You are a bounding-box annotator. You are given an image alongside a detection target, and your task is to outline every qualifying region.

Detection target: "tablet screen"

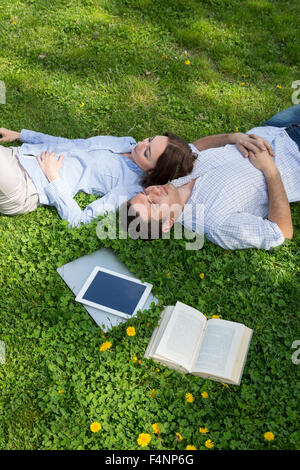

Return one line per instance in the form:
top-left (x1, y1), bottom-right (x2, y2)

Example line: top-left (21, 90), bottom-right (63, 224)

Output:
top-left (81, 270), bottom-right (148, 316)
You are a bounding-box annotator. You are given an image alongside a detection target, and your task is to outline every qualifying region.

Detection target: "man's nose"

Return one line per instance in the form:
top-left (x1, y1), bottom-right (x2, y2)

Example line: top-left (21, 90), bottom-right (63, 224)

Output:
top-left (150, 186), bottom-right (162, 196)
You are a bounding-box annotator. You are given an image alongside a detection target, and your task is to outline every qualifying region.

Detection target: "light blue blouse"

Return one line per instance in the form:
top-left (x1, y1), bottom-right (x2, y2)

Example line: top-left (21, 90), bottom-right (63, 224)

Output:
top-left (17, 130), bottom-right (143, 227)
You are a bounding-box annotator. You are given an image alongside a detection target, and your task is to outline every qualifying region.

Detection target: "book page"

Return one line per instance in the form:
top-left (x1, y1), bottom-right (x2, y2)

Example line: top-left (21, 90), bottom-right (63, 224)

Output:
top-left (154, 301), bottom-right (207, 372)
top-left (192, 319), bottom-right (245, 379)
top-left (144, 306), bottom-right (174, 359)
top-left (230, 327), bottom-right (253, 385)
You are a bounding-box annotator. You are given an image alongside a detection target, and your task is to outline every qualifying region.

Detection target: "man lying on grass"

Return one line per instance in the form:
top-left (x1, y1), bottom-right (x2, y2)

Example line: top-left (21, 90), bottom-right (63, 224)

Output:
top-left (124, 105), bottom-right (300, 250)
top-left (0, 125), bottom-right (270, 227)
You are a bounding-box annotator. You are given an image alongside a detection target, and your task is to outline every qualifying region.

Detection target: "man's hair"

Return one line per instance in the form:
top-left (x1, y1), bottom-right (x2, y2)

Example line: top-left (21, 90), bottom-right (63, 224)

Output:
top-left (140, 132), bottom-right (197, 188)
top-left (120, 201), bottom-right (164, 241)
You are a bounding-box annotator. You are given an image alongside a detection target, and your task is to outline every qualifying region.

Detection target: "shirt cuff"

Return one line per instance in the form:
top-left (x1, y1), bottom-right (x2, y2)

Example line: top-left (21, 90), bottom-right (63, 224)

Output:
top-left (44, 176), bottom-right (71, 202)
top-left (267, 221), bottom-right (285, 249)
top-left (20, 129), bottom-right (35, 143)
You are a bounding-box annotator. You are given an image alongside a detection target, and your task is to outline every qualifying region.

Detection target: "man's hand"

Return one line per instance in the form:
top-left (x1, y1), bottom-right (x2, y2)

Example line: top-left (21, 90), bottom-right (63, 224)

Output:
top-left (37, 151), bottom-right (64, 182)
top-left (232, 132), bottom-right (274, 158)
top-left (0, 128), bottom-right (21, 143)
top-left (247, 146), bottom-right (277, 177)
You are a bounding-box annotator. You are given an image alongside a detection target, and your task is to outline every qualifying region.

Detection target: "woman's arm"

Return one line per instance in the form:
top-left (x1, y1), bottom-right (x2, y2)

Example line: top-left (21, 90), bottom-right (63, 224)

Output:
top-left (0, 128), bottom-right (20, 142)
top-left (0, 127), bottom-right (136, 154)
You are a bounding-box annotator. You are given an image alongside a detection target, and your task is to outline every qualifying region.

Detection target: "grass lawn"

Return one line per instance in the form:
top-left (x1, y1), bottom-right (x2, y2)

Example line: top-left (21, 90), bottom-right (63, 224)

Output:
top-left (0, 0), bottom-right (299, 450)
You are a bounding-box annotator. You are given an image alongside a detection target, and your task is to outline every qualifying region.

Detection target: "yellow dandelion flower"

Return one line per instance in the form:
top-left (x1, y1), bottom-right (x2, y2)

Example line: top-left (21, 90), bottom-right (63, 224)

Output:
top-left (243, 74), bottom-right (247, 78)
top-left (149, 389), bottom-right (157, 398)
top-left (126, 326), bottom-right (136, 336)
top-left (186, 445), bottom-right (197, 450)
top-left (241, 82), bottom-right (246, 86)
top-left (199, 427), bottom-right (209, 434)
top-left (58, 390), bottom-right (64, 394)
top-left (156, 368), bottom-right (160, 372)
top-left (90, 422), bottom-right (101, 433)
top-left (221, 382), bottom-right (229, 388)
top-left (80, 102), bottom-right (85, 107)
top-left (176, 432), bottom-right (183, 441)
top-left (137, 433), bottom-right (151, 447)
top-left (132, 356), bottom-right (138, 363)
top-left (152, 423), bottom-right (161, 434)
top-left (12, 21), bottom-right (17, 25)
top-left (264, 432), bottom-right (275, 441)
top-left (205, 439), bottom-right (214, 449)
top-left (276, 85), bottom-right (282, 89)
top-left (201, 391), bottom-right (208, 399)
top-left (185, 60), bottom-right (191, 65)
top-left (200, 273), bottom-right (205, 279)
top-left (162, 54), bottom-right (168, 59)
top-left (186, 393), bottom-right (195, 403)
top-left (99, 341), bottom-right (112, 352)
top-left (235, 127), bottom-right (239, 132)
top-left (212, 315), bottom-right (220, 319)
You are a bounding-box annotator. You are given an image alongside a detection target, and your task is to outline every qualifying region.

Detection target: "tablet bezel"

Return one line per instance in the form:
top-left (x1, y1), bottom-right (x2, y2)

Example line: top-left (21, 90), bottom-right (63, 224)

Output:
top-left (75, 266), bottom-right (153, 319)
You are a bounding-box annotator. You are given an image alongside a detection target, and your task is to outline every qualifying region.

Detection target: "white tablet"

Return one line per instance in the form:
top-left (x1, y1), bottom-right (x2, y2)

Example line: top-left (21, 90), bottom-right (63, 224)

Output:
top-left (75, 266), bottom-right (153, 319)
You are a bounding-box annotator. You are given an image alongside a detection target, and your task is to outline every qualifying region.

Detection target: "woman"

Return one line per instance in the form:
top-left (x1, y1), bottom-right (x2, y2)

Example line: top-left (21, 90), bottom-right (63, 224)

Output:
top-left (0, 127), bottom-right (196, 227)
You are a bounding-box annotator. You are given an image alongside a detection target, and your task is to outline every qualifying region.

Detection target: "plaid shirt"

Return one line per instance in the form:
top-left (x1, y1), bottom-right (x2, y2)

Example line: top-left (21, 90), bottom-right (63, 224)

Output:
top-left (172, 126), bottom-right (300, 250)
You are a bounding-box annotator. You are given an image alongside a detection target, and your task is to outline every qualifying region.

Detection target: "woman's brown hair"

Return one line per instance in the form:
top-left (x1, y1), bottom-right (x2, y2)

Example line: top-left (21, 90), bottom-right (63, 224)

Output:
top-left (140, 132), bottom-right (197, 188)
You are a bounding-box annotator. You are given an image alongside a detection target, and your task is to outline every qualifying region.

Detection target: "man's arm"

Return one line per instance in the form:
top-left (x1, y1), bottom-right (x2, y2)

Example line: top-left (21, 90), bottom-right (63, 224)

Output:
top-left (192, 132), bottom-right (274, 157)
top-left (248, 149), bottom-right (293, 239)
top-left (192, 133), bottom-right (235, 150)
top-left (261, 167), bottom-right (293, 239)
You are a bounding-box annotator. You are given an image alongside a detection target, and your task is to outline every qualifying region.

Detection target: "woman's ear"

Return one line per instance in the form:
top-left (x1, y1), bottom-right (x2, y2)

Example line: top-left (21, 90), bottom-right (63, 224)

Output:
top-left (162, 217), bottom-right (175, 233)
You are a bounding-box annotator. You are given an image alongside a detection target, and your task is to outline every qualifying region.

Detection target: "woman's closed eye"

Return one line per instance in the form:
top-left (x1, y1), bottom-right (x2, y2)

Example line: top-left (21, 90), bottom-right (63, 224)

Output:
top-left (144, 137), bottom-right (154, 158)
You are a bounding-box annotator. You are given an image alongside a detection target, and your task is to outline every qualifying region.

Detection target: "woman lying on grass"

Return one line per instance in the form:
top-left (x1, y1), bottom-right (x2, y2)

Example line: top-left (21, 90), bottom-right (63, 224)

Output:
top-left (0, 128), bottom-right (195, 226)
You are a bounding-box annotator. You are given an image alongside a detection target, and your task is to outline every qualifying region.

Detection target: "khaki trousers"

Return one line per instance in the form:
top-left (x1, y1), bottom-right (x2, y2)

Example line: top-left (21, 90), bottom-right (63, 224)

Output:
top-left (0, 145), bottom-right (39, 215)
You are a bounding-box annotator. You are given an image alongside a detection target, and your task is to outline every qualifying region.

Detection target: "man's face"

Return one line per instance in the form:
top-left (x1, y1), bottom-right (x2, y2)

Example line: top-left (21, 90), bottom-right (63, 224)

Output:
top-left (130, 184), bottom-right (183, 233)
top-left (131, 136), bottom-right (168, 171)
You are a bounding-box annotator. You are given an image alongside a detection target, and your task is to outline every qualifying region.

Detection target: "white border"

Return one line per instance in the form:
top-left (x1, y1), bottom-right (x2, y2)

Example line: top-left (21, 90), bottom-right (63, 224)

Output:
top-left (75, 266), bottom-right (153, 319)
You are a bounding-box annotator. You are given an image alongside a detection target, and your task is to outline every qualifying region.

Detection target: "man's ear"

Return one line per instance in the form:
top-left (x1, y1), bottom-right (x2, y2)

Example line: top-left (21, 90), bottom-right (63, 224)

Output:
top-left (162, 217), bottom-right (175, 233)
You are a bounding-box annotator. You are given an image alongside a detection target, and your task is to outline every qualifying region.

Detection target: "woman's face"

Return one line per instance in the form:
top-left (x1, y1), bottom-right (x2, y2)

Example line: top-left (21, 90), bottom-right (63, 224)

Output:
top-left (131, 136), bottom-right (168, 171)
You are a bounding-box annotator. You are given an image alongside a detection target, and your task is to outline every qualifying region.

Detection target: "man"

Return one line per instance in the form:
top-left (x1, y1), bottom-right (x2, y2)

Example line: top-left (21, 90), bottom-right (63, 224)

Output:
top-left (125, 105), bottom-right (300, 250)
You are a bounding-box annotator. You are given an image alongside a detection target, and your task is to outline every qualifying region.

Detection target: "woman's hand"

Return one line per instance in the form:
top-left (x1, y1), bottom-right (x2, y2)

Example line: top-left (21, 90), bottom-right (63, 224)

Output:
top-left (0, 128), bottom-right (21, 142)
top-left (37, 151), bottom-right (64, 182)
top-left (232, 132), bottom-right (275, 158)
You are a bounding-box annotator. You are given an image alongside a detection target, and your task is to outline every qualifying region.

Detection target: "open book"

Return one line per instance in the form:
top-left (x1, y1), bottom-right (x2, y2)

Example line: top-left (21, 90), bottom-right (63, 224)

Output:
top-left (144, 302), bottom-right (253, 385)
